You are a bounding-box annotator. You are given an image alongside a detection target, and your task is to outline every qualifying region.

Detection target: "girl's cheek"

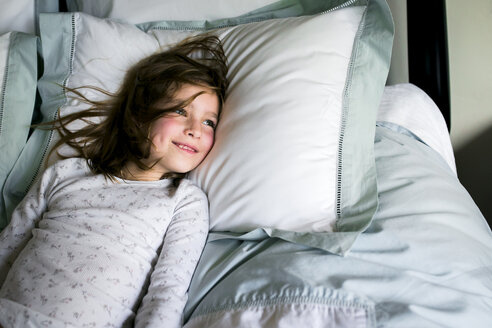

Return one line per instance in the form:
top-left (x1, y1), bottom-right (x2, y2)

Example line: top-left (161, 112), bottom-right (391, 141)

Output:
top-left (153, 117), bottom-right (180, 135)
top-left (160, 117), bottom-right (180, 129)
top-left (149, 118), bottom-right (178, 147)
top-left (204, 130), bottom-right (216, 151)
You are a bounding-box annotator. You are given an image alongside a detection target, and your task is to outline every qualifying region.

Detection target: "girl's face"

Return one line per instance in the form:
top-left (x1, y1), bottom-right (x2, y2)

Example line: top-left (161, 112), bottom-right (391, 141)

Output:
top-left (146, 84), bottom-right (219, 179)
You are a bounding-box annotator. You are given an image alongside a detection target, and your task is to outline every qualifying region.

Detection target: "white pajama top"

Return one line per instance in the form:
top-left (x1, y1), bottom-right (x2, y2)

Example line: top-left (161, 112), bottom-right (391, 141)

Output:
top-left (0, 158), bottom-right (209, 328)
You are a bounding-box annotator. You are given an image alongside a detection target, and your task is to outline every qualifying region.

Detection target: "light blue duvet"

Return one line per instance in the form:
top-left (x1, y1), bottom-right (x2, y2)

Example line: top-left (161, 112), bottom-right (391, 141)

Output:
top-left (183, 125), bottom-right (492, 327)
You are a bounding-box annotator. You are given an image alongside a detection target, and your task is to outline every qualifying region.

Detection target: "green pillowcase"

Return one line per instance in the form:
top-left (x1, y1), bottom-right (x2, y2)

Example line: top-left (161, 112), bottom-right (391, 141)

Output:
top-left (0, 32), bottom-right (37, 229)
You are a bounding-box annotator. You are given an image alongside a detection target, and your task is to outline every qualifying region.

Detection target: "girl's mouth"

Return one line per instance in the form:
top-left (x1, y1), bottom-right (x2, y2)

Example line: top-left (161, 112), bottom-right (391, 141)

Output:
top-left (173, 141), bottom-right (198, 153)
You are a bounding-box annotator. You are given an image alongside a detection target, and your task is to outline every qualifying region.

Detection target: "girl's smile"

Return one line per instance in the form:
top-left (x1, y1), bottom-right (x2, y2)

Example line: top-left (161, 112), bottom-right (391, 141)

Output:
top-left (172, 141), bottom-right (198, 153)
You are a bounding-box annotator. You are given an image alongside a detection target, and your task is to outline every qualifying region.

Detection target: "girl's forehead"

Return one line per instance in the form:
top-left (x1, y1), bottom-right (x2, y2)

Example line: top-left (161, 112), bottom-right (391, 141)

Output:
top-left (154, 84), bottom-right (219, 110)
top-left (174, 84), bottom-right (216, 100)
top-left (175, 84), bottom-right (220, 114)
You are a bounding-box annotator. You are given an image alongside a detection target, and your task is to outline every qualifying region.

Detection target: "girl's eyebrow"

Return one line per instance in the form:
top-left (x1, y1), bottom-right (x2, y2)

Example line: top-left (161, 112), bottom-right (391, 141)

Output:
top-left (208, 112), bottom-right (218, 119)
top-left (187, 102), bottom-right (218, 119)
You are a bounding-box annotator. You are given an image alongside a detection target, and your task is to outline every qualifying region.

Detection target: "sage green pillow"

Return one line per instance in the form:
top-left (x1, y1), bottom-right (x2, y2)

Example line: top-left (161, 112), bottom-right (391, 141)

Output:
top-left (0, 32), bottom-right (37, 229)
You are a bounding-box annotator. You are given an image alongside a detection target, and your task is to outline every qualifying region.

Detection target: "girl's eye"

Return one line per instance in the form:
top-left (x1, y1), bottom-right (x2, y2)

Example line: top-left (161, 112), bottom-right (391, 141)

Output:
top-left (203, 120), bottom-right (216, 129)
top-left (174, 108), bottom-right (186, 116)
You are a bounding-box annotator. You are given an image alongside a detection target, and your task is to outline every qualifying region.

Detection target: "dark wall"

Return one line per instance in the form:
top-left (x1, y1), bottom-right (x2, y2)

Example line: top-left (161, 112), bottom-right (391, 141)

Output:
top-left (455, 126), bottom-right (492, 227)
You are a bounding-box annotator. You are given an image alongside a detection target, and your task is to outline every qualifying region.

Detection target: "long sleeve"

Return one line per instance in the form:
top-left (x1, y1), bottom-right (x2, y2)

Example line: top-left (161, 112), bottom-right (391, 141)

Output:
top-left (135, 182), bottom-right (209, 328)
top-left (0, 170), bottom-right (51, 286)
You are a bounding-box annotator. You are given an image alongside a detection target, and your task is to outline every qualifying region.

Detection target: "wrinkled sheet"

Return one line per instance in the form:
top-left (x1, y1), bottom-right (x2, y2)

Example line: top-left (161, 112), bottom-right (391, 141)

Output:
top-left (183, 126), bottom-right (492, 327)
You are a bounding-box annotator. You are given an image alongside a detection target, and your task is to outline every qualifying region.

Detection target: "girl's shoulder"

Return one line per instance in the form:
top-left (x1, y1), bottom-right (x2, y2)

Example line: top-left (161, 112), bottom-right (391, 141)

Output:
top-left (48, 157), bottom-right (90, 174)
top-left (172, 178), bottom-right (209, 213)
top-left (29, 158), bottom-right (94, 195)
top-left (175, 178), bottom-right (207, 199)
top-left (42, 158), bottom-right (92, 182)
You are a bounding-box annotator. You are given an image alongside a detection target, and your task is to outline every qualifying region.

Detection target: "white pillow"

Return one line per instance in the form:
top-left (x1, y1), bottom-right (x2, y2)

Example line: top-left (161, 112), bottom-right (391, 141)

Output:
top-left (378, 83), bottom-right (456, 174)
top-left (191, 10), bottom-right (364, 233)
top-left (7, 0), bottom-right (393, 254)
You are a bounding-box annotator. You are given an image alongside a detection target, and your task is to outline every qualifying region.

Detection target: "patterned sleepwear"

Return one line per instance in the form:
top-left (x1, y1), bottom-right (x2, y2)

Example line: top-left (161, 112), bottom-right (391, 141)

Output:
top-left (0, 158), bottom-right (209, 327)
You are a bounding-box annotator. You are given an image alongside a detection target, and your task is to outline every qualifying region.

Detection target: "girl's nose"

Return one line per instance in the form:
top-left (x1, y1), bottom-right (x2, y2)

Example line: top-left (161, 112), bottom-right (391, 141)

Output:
top-left (185, 119), bottom-right (201, 138)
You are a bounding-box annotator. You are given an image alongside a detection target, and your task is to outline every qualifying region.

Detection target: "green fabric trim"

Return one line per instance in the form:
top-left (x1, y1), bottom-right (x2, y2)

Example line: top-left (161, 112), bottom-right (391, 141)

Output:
top-left (208, 228), bottom-right (360, 255)
top-left (336, 0), bottom-right (393, 233)
top-left (138, 0), bottom-right (366, 31)
top-left (0, 32), bottom-right (37, 229)
top-left (2, 14), bottom-right (74, 226)
top-left (35, 0), bottom-right (60, 35)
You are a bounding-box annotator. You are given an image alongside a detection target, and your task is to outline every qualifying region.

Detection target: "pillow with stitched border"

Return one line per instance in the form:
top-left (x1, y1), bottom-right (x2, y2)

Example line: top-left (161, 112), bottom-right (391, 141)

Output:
top-left (65, 0), bottom-right (279, 23)
top-left (4, 0), bottom-right (393, 255)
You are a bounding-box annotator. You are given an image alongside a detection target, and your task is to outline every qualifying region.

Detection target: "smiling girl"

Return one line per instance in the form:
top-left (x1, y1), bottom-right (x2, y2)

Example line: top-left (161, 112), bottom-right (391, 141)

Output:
top-left (0, 35), bottom-right (228, 328)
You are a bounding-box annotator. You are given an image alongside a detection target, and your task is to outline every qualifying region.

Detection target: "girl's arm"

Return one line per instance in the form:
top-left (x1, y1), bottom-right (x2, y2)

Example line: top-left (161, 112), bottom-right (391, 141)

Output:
top-left (135, 183), bottom-right (209, 328)
top-left (0, 166), bottom-right (54, 286)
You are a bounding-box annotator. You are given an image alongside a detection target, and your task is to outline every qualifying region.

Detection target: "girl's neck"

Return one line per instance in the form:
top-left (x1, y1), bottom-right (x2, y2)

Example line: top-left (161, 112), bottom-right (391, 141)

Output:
top-left (120, 161), bottom-right (167, 181)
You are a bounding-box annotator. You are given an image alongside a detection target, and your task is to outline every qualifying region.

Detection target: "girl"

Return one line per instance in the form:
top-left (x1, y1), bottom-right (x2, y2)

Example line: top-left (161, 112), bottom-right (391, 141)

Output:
top-left (0, 35), bottom-right (228, 327)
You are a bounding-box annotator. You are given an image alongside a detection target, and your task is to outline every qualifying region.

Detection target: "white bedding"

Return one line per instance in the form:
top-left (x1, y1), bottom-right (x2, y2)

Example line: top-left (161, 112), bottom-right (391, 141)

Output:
top-left (377, 83), bottom-right (456, 174)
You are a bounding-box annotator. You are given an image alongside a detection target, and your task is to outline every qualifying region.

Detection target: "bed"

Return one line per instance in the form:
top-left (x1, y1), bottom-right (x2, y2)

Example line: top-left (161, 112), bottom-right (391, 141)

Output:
top-left (0, 0), bottom-right (491, 327)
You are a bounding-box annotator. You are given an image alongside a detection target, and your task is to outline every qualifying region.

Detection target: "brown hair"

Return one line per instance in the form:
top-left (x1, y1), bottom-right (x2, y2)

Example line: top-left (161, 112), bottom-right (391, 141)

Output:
top-left (45, 34), bottom-right (228, 182)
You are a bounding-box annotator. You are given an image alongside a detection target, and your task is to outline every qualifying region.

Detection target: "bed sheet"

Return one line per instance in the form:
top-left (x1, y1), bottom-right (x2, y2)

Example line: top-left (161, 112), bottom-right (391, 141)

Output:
top-left (183, 125), bottom-right (492, 327)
